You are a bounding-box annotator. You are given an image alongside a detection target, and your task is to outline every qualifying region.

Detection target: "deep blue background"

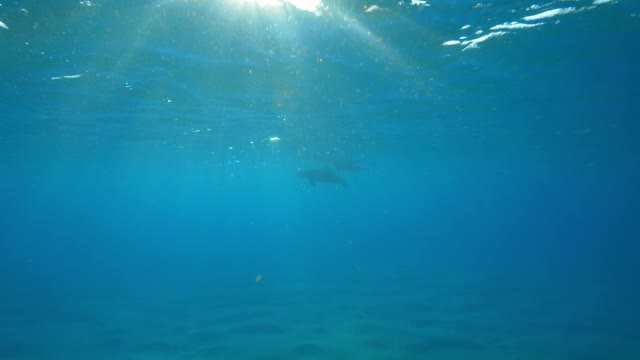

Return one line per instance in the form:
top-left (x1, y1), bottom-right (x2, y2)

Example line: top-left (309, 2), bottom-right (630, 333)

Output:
top-left (0, 1), bottom-right (639, 356)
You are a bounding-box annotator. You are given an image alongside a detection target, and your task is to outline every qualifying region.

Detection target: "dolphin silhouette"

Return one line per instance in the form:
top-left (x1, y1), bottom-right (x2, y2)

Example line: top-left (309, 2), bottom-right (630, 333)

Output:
top-left (328, 158), bottom-right (364, 172)
top-left (298, 166), bottom-right (348, 187)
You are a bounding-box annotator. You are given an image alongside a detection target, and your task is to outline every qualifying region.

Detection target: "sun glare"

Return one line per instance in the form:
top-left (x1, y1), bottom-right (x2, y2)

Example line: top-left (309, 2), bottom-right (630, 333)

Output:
top-left (231, 0), bottom-right (324, 15)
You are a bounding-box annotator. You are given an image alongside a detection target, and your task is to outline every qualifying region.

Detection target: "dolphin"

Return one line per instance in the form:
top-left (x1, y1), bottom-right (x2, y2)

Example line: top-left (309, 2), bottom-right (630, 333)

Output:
top-left (328, 158), bottom-right (364, 172)
top-left (298, 166), bottom-right (348, 187)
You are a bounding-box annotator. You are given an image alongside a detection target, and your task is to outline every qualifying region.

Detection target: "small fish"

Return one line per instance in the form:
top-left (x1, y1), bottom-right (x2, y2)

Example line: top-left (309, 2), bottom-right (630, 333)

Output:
top-left (0, 20), bottom-right (8, 30)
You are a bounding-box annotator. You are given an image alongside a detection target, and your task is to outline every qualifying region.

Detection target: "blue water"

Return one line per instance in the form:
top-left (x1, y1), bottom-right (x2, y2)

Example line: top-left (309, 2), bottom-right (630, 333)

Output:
top-left (1, 0), bottom-right (639, 358)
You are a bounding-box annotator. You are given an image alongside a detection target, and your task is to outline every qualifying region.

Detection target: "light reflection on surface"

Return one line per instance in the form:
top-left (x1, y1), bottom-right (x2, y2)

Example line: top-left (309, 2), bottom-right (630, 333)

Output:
top-left (230, 0), bottom-right (324, 15)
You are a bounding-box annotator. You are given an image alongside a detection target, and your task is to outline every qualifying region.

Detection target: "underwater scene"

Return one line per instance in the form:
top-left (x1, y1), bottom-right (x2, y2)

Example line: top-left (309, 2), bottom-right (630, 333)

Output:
top-left (1, 0), bottom-right (639, 359)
